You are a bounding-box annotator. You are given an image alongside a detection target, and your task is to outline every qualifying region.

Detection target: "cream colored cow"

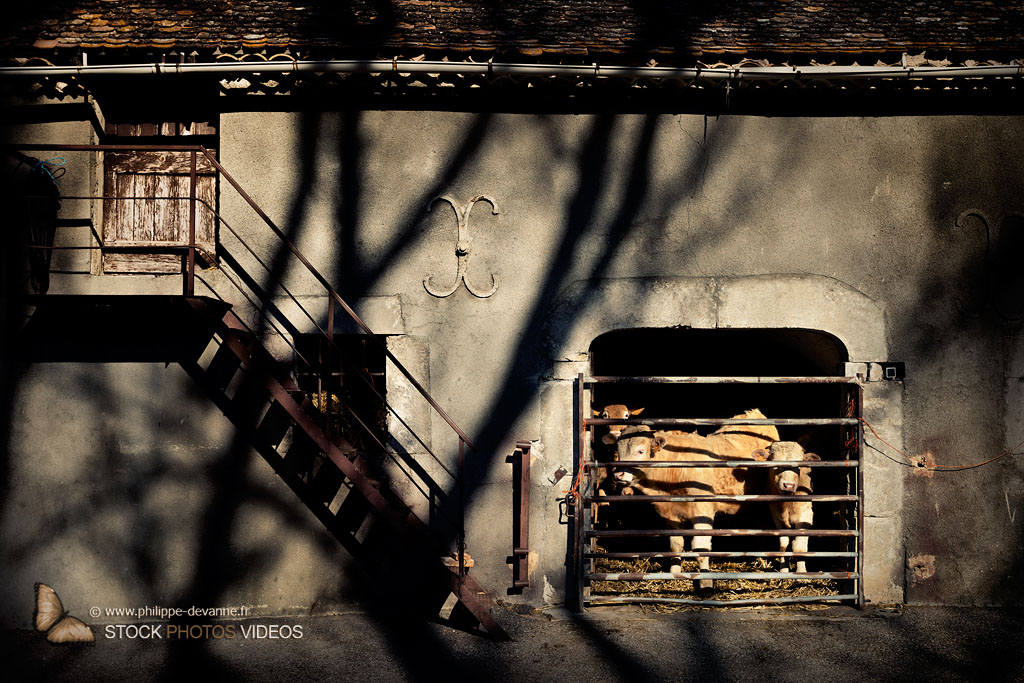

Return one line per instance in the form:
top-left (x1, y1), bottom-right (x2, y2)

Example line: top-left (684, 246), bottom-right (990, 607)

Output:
top-left (753, 441), bottom-right (820, 574)
top-left (609, 409), bottom-right (779, 587)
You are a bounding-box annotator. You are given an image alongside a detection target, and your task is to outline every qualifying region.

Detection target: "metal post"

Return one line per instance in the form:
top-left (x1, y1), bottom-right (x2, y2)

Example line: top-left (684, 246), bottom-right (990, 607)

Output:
top-left (458, 438), bottom-right (466, 582)
top-left (856, 383), bottom-right (866, 609)
top-left (326, 298), bottom-right (334, 445)
top-left (575, 372), bottom-right (586, 611)
top-left (507, 441), bottom-right (531, 590)
top-left (186, 150), bottom-right (196, 296)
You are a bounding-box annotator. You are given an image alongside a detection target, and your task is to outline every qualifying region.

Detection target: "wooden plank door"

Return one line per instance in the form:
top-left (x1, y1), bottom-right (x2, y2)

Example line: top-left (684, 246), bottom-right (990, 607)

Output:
top-left (102, 151), bottom-right (217, 273)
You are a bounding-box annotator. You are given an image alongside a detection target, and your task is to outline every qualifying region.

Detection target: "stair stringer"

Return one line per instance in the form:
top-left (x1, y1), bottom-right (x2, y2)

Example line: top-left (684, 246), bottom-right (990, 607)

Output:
top-left (181, 299), bottom-right (510, 640)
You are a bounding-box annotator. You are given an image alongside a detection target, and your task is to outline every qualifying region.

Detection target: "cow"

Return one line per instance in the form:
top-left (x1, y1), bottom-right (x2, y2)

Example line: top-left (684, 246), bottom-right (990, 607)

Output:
top-left (753, 441), bottom-right (820, 574)
top-left (608, 409), bottom-right (779, 587)
top-left (593, 404), bottom-right (645, 440)
top-left (592, 404), bottom-right (645, 503)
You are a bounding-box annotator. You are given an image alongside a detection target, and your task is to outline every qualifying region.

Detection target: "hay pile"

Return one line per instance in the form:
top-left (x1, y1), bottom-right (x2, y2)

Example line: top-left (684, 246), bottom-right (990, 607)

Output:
top-left (311, 390), bottom-right (388, 451)
top-left (589, 551), bottom-right (841, 612)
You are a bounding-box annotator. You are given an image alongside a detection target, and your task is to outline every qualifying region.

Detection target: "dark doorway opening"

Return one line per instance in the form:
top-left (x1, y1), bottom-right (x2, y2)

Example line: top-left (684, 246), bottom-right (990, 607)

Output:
top-left (589, 327), bottom-right (847, 442)
top-left (582, 327), bottom-right (860, 608)
top-left (293, 333), bottom-right (387, 454)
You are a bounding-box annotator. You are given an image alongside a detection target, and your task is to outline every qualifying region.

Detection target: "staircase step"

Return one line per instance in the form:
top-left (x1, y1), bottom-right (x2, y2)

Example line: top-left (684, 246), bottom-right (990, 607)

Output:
top-left (231, 371), bottom-right (273, 416)
top-left (283, 428), bottom-right (319, 481)
top-left (181, 297), bottom-right (509, 640)
top-left (309, 456), bottom-right (346, 506)
top-left (205, 343), bottom-right (244, 393)
top-left (255, 400), bottom-right (294, 452)
top-left (331, 485), bottom-right (372, 536)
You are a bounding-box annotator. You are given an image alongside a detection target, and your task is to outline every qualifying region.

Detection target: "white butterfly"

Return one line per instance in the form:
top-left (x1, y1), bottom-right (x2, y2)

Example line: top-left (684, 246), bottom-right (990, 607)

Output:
top-left (33, 583), bottom-right (94, 644)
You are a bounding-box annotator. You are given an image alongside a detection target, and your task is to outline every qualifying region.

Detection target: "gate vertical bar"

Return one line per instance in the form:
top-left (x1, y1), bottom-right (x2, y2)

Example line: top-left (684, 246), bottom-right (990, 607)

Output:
top-left (856, 382), bottom-right (865, 608)
top-left (575, 372), bottom-right (586, 611)
top-left (186, 150), bottom-right (197, 296)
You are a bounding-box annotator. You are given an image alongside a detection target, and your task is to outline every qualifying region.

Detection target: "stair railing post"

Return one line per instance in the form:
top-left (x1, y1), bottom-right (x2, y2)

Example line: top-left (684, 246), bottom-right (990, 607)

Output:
top-left (186, 149), bottom-right (197, 297)
top-left (326, 295), bottom-right (334, 445)
top-left (458, 437), bottom-right (466, 583)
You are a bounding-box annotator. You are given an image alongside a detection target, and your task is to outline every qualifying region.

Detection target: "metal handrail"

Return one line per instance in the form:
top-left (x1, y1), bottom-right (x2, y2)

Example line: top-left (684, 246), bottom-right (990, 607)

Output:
top-left (22, 188), bottom-right (462, 483)
top-left (10, 144), bottom-right (471, 441)
top-left (10, 142), bottom-right (474, 568)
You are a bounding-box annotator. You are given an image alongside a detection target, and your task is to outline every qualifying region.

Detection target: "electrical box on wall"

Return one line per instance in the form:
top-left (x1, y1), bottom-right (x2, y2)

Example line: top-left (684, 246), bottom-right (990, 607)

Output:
top-left (843, 362), bottom-right (906, 382)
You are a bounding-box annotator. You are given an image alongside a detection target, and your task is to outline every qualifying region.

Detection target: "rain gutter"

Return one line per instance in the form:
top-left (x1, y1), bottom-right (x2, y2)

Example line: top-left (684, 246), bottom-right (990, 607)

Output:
top-left (1, 59), bottom-right (1022, 81)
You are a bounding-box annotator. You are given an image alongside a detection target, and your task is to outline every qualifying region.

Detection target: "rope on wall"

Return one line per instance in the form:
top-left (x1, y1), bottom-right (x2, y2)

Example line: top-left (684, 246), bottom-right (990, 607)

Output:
top-left (860, 417), bottom-right (1024, 472)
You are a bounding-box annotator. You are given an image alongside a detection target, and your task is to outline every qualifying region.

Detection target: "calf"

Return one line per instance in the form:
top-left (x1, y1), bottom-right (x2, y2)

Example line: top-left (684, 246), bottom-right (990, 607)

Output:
top-left (753, 441), bottom-right (820, 573)
top-left (592, 404), bottom-right (645, 502)
top-left (609, 409), bottom-right (779, 586)
top-left (593, 404), bottom-right (645, 440)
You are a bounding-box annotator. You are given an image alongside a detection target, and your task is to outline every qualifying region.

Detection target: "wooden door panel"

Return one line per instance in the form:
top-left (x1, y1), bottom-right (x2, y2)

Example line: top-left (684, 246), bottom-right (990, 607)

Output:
top-left (103, 151), bottom-right (216, 274)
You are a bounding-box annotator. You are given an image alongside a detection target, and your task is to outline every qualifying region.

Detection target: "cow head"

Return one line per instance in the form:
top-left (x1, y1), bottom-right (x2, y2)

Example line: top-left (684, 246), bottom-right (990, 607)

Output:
top-left (606, 425), bottom-right (656, 486)
top-left (593, 404), bottom-right (645, 440)
top-left (604, 425), bottom-right (655, 456)
top-left (752, 441), bottom-right (820, 494)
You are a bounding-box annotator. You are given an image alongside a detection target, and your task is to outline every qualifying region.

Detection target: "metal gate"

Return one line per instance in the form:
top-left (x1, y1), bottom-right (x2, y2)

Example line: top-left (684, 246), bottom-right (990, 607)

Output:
top-left (574, 374), bottom-right (864, 609)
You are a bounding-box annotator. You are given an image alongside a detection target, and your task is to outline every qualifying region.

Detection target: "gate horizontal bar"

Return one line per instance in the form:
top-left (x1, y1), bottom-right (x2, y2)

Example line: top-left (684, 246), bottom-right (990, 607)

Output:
top-left (587, 417), bottom-right (859, 426)
top-left (588, 571), bottom-right (857, 581)
top-left (589, 529), bottom-right (857, 538)
top-left (587, 459), bottom-right (857, 468)
top-left (587, 375), bottom-right (860, 385)
top-left (585, 551), bottom-right (858, 559)
top-left (585, 594), bottom-right (858, 608)
top-left (586, 494), bottom-right (858, 503)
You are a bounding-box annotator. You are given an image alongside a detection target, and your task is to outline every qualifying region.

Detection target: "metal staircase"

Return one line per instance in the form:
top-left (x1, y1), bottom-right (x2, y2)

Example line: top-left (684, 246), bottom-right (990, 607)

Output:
top-left (8, 143), bottom-right (509, 640)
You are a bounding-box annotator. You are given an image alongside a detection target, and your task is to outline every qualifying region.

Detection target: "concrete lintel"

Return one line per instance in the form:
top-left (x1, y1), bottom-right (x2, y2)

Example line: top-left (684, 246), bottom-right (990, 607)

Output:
top-left (551, 275), bottom-right (887, 363)
top-left (715, 275), bottom-right (887, 361)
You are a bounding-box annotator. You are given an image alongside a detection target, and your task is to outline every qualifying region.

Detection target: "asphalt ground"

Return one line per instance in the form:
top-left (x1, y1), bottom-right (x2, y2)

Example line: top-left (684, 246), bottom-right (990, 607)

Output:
top-left (4, 604), bottom-right (1023, 682)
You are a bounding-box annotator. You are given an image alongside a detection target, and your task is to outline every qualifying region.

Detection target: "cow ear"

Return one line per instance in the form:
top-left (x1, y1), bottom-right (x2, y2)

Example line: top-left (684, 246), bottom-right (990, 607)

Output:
top-left (601, 433), bottom-right (618, 445)
top-left (654, 434), bottom-right (667, 450)
top-left (751, 449), bottom-right (769, 461)
top-left (631, 407), bottom-right (645, 416)
top-left (805, 452), bottom-right (821, 461)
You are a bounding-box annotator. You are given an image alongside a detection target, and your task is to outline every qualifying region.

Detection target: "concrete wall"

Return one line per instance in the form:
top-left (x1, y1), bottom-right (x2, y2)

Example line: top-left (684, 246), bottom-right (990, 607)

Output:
top-left (3, 108), bottom-right (1023, 626)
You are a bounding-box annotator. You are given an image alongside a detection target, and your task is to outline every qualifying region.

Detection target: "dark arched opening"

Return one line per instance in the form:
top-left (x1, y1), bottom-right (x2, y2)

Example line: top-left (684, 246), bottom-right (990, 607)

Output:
top-left (589, 327), bottom-right (848, 442)
top-left (582, 327), bottom-right (859, 607)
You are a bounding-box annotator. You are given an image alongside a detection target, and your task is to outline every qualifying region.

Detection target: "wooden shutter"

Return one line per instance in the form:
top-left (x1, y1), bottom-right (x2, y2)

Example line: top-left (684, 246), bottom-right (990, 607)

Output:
top-left (102, 151), bottom-right (216, 273)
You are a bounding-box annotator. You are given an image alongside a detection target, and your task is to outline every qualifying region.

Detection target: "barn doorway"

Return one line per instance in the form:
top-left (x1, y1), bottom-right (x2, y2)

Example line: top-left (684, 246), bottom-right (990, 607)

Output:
top-left (576, 327), bottom-right (863, 609)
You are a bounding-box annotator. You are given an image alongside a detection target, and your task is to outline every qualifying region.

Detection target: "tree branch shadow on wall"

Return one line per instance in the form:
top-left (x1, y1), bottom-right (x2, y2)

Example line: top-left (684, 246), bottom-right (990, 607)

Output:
top-left (249, 108), bottom-right (824, 677)
top-left (17, 7), bottom-right (1024, 680)
top-left (3, 113), bottom-right (825, 682)
top-left (881, 127), bottom-right (1024, 608)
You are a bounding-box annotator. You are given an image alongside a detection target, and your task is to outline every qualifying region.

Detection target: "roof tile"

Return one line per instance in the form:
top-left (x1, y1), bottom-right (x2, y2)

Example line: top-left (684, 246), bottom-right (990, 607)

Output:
top-left (2, 1), bottom-right (1023, 60)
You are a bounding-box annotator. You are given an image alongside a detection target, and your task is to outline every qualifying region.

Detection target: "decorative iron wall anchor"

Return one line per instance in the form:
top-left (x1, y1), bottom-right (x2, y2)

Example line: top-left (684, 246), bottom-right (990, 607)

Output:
top-left (423, 194), bottom-right (500, 298)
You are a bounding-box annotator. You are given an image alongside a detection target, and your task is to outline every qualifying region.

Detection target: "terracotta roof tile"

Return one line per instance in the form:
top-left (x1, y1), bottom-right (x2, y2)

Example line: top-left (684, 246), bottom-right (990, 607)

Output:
top-left (2, 1), bottom-right (1023, 61)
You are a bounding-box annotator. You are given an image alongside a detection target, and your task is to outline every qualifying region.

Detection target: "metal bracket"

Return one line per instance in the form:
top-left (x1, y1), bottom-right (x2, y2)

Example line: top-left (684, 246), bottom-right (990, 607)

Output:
top-left (506, 440), bottom-right (531, 592)
top-left (423, 194), bottom-right (500, 298)
top-left (843, 362), bottom-right (906, 382)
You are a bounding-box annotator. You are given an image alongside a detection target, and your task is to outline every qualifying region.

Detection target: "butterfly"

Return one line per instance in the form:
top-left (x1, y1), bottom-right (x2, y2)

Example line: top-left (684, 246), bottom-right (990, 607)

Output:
top-left (33, 583), bottom-right (94, 644)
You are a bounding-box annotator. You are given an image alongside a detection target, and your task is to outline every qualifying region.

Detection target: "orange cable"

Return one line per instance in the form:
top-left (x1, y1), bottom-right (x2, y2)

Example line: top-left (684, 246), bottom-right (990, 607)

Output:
top-left (859, 417), bottom-right (1024, 472)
